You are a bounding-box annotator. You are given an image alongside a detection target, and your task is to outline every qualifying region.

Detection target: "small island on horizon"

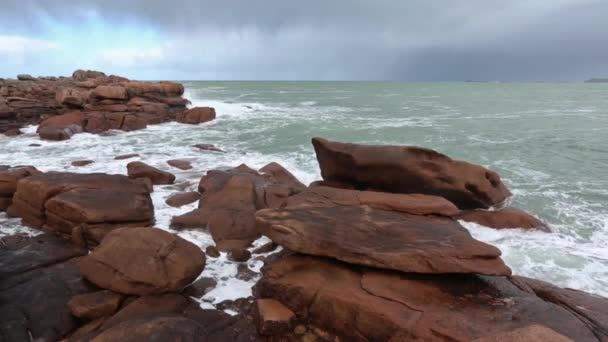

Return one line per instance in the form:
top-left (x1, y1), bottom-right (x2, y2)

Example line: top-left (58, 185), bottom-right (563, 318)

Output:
top-left (584, 78), bottom-right (608, 83)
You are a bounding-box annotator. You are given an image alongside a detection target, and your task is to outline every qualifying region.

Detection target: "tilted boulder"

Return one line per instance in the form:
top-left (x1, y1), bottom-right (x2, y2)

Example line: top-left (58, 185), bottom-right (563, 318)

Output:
top-left (37, 112), bottom-right (85, 141)
top-left (312, 137), bottom-right (512, 209)
top-left (458, 207), bottom-right (550, 231)
top-left (80, 227), bottom-right (205, 295)
top-left (256, 205), bottom-right (511, 275)
top-left (257, 254), bottom-right (608, 341)
top-left (56, 88), bottom-right (87, 107)
top-left (127, 161), bottom-right (176, 185)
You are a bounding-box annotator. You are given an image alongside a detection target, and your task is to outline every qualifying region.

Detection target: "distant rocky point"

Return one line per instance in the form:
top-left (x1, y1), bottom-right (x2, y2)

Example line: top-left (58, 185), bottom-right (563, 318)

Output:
top-left (0, 69), bottom-right (216, 140)
top-left (584, 78), bottom-right (608, 83)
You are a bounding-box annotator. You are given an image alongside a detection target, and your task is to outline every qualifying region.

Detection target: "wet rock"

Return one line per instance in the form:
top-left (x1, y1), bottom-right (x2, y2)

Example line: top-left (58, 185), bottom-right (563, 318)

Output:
top-left (236, 263), bottom-right (257, 281)
top-left (176, 106), bottom-right (216, 124)
top-left (68, 290), bottom-right (124, 319)
top-left (127, 161), bottom-right (176, 185)
top-left (312, 137), bottom-right (512, 209)
top-left (193, 143), bottom-right (224, 152)
top-left (205, 245), bottom-right (220, 258)
top-left (458, 207), bottom-right (550, 231)
top-left (38, 123), bottom-right (83, 140)
top-left (3, 128), bottom-right (22, 136)
top-left (255, 299), bottom-right (296, 336)
top-left (80, 227), bottom-right (205, 295)
top-left (0, 234), bottom-right (94, 341)
top-left (183, 277), bottom-right (217, 298)
top-left (71, 159), bottom-right (94, 167)
top-left (228, 248), bottom-right (252, 262)
top-left (165, 191), bottom-right (200, 207)
top-left (167, 159), bottom-right (193, 170)
top-left (286, 185), bottom-right (460, 216)
top-left (114, 153), bottom-right (139, 160)
top-left (252, 241), bottom-right (278, 254)
top-left (257, 254), bottom-right (607, 342)
top-left (256, 205), bottom-right (511, 275)
top-left (171, 208), bottom-right (206, 229)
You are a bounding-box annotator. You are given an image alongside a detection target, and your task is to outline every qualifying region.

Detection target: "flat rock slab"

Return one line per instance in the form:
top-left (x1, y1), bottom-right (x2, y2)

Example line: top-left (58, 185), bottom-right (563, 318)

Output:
top-left (257, 255), bottom-right (607, 342)
top-left (286, 185), bottom-right (459, 216)
top-left (312, 137), bottom-right (511, 209)
top-left (256, 205), bottom-right (511, 275)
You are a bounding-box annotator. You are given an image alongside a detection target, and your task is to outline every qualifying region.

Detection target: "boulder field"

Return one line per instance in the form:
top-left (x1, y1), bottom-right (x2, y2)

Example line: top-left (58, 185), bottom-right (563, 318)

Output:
top-left (0, 69), bottom-right (217, 140)
top-left (0, 114), bottom-right (606, 339)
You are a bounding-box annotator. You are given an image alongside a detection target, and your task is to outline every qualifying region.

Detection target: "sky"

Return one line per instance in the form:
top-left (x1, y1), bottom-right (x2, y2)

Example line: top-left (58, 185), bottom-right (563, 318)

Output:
top-left (0, 0), bottom-right (607, 81)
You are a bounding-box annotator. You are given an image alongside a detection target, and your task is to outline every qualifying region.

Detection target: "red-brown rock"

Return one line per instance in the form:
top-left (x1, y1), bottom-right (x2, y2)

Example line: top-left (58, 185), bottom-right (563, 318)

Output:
top-left (458, 207), bottom-right (550, 231)
top-left (127, 161), bottom-right (175, 185)
top-left (257, 255), bottom-right (607, 341)
top-left (0, 166), bottom-right (40, 211)
top-left (68, 290), bottom-right (124, 319)
top-left (256, 299), bottom-right (296, 336)
top-left (176, 107), bottom-right (216, 125)
top-left (71, 160), bottom-right (94, 167)
top-left (167, 159), bottom-right (193, 170)
top-left (165, 192), bottom-right (200, 208)
top-left (7, 172), bottom-right (153, 243)
top-left (91, 85), bottom-right (128, 100)
top-left (312, 137), bottom-right (512, 209)
top-left (56, 88), bottom-right (86, 107)
top-left (286, 185), bottom-right (459, 216)
top-left (80, 227), bottom-right (205, 295)
top-left (256, 205), bottom-right (511, 275)
top-left (193, 143), bottom-right (224, 152)
top-left (121, 114), bottom-right (147, 131)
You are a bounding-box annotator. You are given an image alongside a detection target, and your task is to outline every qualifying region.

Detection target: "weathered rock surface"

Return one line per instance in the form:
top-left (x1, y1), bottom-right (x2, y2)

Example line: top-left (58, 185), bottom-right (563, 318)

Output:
top-left (0, 234), bottom-right (94, 341)
top-left (257, 205), bottom-right (511, 275)
top-left (165, 191), bottom-right (200, 207)
top-left (71, 159), bottom-right (94, 167)
top-left (473, 325), bottom-right (574, 342)
top-left (80, 227), bottom-right (205, 295)
top-left (68, 290), bottom-right (124, 319)
top-left (171, 163), bottom-right (305, 248)
top-left (458, 207), bottom-right (550, 231)
top-left (255, 299), bottom-right (296, 336)
top-left (0, 69), bottom-right (189, 137)
top-left (193, 143), bottom-right (224, 152)
top-left (286, 185), bottom-right (459, 216)
top-left (0, 165), bottom-right (40, 211)
top-left (176, 106), bottom-right (216, 124)
top-left (127, 161), bottom-right (176, 185)
top-left (7, 172), bottom-right (153, 244)
top-left (257, 254), bottom-right (608, 341)
top-left (68, 294), bottom-right (261, 341)
top-left (312, 137), bottom-right (512, 209)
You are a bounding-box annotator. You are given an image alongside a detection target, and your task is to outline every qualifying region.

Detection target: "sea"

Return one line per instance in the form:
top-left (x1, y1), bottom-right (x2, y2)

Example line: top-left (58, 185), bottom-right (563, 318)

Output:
top-left (1, 81), bottom-right (607, 304)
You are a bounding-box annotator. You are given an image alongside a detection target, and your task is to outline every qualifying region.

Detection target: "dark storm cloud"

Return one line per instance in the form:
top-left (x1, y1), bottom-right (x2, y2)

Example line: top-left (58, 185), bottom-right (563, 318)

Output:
top-left (1, 0), bottom-right (607, 80)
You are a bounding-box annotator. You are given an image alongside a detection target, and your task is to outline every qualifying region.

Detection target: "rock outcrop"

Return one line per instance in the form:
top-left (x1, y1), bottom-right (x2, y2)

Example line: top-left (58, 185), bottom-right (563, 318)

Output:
top-left (256, 255), bottom-right (608, 341)
top-left (256, 205), bottom-right (511, 275)
top-left (127, 161), bottom-right (176, 185)
top-left (312, 137), bottom-right (511, 209)
top-left (7, 172), bottom-right (154, 245)
top-left (0, 69), bottom-right (207, 138)
top-left (80, 227), bottom-right (205, 295)
top-left (171, 163), bottom-right (305, 248)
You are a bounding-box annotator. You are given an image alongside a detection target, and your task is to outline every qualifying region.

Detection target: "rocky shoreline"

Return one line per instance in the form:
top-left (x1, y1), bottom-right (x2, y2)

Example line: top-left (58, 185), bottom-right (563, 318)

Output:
top-left (1, 71), bottom-right (606, 341)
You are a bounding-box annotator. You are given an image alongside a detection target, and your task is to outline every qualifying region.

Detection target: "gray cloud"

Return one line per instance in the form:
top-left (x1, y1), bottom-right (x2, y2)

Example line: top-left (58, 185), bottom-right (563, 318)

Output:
top-left (1, 0), bottom-right (607, 80)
